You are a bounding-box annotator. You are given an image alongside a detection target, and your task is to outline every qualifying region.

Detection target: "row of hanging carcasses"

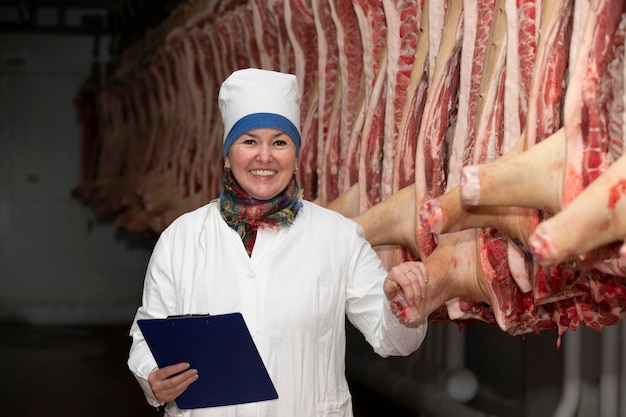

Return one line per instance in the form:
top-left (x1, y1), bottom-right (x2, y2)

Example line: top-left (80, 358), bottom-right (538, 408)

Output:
top-left (73, 0), bottom-right (626, 339)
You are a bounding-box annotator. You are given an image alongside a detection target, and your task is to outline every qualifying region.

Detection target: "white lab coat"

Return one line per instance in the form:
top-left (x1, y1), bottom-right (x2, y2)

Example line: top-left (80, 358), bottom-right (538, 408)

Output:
top-left (128, 199), bottom-right (427, 417)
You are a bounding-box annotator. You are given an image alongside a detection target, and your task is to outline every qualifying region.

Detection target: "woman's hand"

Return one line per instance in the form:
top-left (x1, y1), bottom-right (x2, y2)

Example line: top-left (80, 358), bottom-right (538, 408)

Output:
top-left (384, 261), bottom-right (429, 324)
top-left (148, 362), bottom-right (199, 404)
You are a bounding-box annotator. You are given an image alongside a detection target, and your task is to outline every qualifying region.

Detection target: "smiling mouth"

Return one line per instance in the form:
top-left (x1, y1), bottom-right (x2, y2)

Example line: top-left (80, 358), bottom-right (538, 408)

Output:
top-left (250, 169), bottom-right (276, 177)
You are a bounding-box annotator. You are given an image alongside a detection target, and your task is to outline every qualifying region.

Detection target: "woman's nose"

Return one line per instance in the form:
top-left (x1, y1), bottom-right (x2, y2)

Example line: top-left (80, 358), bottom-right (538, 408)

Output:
top-left (256, 144), bottom-right (273, 161)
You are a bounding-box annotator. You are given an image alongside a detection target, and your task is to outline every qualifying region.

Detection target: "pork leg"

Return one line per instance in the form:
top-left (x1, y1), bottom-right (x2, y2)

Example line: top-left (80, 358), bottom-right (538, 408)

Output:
top-left (529, 153), bottom-right (626, 269)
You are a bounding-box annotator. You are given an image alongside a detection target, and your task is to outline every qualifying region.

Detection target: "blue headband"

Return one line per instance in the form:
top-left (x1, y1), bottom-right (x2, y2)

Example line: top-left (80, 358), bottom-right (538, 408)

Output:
top-left (223, 113), bottom-right (301, 159)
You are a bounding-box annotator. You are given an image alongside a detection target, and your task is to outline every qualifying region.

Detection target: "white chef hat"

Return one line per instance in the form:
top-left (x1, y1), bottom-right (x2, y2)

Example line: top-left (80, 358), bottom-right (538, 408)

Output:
top-left (218, 68), bottom-right (302, 159)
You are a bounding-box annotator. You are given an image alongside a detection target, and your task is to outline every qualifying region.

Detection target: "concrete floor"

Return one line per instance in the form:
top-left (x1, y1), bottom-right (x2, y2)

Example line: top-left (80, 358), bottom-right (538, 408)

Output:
top-left (0, 322), bottom-right (419, 417)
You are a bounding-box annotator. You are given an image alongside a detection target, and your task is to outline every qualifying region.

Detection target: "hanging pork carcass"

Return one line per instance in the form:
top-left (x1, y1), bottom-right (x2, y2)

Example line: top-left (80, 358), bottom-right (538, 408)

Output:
top-left (73, 0), bottom-right (626, 338)
top-left (395, 0), bottom-right (626, 341)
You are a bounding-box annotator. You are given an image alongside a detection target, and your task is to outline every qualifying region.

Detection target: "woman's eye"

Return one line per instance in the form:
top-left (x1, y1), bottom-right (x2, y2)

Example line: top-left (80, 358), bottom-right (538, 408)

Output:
top-left (274, 140), bottom-right (287, 146)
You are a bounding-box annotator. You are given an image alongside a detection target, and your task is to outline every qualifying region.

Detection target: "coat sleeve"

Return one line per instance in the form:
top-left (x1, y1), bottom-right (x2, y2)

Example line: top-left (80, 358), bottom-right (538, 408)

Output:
top-left (344, 223), bottom-right (427, 358)
top-left (127, 231), bottom-right (178, 408)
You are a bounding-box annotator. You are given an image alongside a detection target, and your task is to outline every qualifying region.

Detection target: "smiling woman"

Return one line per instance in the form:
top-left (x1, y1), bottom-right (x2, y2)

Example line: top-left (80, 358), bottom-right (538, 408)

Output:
top-left (126, 68), bottom-right (428, 417)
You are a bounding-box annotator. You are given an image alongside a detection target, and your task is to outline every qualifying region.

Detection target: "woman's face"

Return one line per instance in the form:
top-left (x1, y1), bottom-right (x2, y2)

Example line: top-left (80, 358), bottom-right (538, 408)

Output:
top-left (224, 128), bottom-right (298, 200)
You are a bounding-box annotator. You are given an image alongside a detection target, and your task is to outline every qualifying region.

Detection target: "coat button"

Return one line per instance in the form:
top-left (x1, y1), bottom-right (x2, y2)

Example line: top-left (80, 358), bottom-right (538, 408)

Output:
top-left (246, 270), bottom-right (256, 278)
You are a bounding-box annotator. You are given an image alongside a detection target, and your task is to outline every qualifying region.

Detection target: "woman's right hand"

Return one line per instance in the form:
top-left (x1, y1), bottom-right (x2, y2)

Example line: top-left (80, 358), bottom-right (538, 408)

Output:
top-left (148, 362), bottom-right (199, 404)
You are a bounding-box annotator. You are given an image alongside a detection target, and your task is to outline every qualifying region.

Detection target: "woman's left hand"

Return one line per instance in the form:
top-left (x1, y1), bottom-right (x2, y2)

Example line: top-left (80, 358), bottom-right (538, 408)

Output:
top-left (384, 261), bottom-right (429, 323)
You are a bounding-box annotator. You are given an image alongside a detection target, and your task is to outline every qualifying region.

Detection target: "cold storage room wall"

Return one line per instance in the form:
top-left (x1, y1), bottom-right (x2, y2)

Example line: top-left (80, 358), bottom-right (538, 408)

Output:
top-left (0, 33), bottom-right (153, 325)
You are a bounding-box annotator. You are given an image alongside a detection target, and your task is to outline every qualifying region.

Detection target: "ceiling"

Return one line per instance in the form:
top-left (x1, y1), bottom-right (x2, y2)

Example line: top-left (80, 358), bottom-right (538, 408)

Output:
top-left (0, 0), bottom-right (185, 53)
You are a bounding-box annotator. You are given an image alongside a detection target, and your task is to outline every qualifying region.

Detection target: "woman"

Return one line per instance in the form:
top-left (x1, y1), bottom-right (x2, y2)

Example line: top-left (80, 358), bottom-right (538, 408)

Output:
top-left (128, 68), bottom-right (428, 417)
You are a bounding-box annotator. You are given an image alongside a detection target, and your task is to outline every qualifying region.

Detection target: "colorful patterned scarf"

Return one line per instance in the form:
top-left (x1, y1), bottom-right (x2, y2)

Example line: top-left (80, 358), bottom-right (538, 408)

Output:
top-left (220, 170), bottom-right (303, 256)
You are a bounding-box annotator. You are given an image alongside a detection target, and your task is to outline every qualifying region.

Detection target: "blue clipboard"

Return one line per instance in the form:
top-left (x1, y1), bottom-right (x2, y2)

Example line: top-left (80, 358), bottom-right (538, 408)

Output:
top-left (137, 312), bottom-right (278, 409)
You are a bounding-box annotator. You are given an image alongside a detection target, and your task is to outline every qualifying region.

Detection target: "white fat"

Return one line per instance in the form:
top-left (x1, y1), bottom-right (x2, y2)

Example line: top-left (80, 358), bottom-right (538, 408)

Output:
top-left (593, 255), bottom-right (626, 277)
top-left (445, 298), bottom-right (464, 320)
top-left (460, 165), bottom-right (481, 205)
top-left (507, 241), bottom-right (532, 293)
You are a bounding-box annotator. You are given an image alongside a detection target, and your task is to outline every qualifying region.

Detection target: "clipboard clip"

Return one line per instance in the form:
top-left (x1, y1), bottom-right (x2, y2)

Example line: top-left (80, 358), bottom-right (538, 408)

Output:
top-left (167, 314), bottom-right (212, 326)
